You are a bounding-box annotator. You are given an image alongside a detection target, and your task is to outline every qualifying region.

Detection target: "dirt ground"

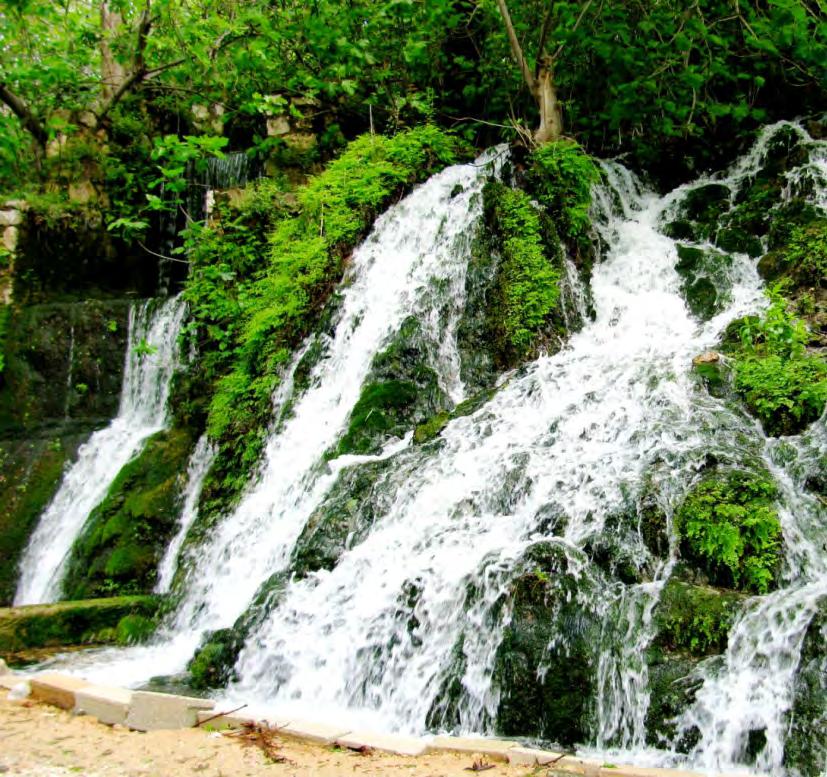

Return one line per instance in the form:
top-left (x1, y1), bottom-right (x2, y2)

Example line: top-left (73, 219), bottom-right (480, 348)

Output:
top-left (0, 696), bottom-right (543, 777)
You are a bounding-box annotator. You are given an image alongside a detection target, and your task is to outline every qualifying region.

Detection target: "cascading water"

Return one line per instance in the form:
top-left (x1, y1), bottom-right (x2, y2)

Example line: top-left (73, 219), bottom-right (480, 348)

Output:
top-left (155, 434), bottom-right (217, 594)
top-left (14, 296), bottom-right (186, 605)
top-left (37, 122), bottom-right (827, 776)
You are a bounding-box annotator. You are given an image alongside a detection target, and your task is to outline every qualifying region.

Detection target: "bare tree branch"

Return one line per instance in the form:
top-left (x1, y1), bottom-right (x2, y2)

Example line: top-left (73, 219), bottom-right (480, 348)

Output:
top-left (494, 0), bottom-right (537, 94)
top-left (0, 81), bottom-right (47, 145)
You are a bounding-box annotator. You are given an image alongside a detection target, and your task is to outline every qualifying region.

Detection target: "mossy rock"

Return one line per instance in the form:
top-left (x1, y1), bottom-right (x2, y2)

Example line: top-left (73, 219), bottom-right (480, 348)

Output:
top-left (784, 597), bottom-right (827, 777)
top-left (492, 542), bottom-right (599, 746)
top-left (188, 627), bottom-right (245, 690)
top-left (653, 579), bottom-right (746, 656)
top-left (61, 427), bottom-right (196, 599)
top-left (675, 244), bottom-right (734, 321)
top-left (413, 386), bottom-right (499, 445)
top-left (0, 300), bottom-right (131, 435)
top-left (114, 613), bottom-right (157, 645)
top-left (644, 648), bottom-right (706, 752)
top-left (674, 469), bottom-right (782, 594)
top-left (0, 595), bottom-right (161, 655)
top-left (335, 317), bottom-right (446, 457)
top-left (291, 458), bottom-right (392, 577)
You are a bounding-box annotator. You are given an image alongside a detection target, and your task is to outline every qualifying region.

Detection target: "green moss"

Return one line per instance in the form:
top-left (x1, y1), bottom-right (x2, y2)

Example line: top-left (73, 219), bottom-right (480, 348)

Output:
top-left (674, 470), bottom-right (782, 594)
top-left (0, 595), bottom-right (160, 654)
top-left (727, 293), bottom-right (827, 436)
top-left (61, 428), bottom-right (195, 599)
top-left (483, 182), bottom-right (561, 361)
top-left (0, 438), bottom-right (70, 605)
top-left (114, 613), bottom-right (156, 645)
top-left (654, 579), bottom-right (746, 656)
top-left (675, 244), bottom-right (734, 321)
top-left (0, 305), bottom-right (9, 374)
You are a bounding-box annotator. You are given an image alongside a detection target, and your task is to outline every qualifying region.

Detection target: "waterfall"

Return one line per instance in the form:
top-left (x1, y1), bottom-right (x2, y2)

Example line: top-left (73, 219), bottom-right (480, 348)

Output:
top-left (155, 434), bottom-right (217, 594)
top-left (14, 296), bottom-right (186, 605)
top-left (35, 122), bottom-right (827, 775)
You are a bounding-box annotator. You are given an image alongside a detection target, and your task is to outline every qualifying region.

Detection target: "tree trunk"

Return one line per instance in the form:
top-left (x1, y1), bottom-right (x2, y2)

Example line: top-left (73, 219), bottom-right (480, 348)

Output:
top-left (533, 58), bottom-right (563, 144)
top-left (100, 2), bottom-right (126, 104)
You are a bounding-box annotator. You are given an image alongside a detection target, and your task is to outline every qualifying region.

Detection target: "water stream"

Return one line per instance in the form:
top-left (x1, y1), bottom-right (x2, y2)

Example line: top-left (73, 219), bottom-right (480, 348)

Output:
top-left (14, 296), bottom-right (186, 605)
top-left (33, 123), bottom-right (827, 774)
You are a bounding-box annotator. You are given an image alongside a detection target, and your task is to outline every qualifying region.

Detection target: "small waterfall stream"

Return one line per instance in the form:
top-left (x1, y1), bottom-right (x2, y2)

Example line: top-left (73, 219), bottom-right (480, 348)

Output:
top-left (14, 296), bottom-right (186, 605)
top-left (34, 122), bottom-right (827, 775)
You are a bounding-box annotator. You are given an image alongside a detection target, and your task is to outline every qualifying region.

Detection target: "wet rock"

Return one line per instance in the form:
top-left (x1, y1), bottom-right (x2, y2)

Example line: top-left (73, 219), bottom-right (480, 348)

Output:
top-left (784, 597), bottom-right (827, 777)
top-left (492, 542), bottom-right (599, 746)
top-left (675, 244), bottom-right (733, 321)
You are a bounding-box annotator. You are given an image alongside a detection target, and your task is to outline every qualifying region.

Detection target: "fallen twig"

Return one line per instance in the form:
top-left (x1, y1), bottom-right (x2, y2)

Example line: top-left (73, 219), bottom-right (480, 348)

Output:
top-left (194, 703), bottom-right (248, 728)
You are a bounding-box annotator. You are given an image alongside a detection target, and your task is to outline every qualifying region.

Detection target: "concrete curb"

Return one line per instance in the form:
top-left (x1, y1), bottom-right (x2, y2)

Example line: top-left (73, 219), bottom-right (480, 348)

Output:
top-left (2, 669), bottom-right (758, 776)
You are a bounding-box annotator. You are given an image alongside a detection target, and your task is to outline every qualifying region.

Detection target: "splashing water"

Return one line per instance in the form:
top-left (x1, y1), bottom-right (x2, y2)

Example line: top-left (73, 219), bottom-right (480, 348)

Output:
top-left (155, 434), bottom-right (217, 594)
top-left (14, 296), bottom-right (186, 605)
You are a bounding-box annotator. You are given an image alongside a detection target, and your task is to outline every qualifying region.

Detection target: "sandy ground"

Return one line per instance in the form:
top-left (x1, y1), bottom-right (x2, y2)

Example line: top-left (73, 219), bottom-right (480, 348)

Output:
top-left (0, 696), bottom-right (545, 777)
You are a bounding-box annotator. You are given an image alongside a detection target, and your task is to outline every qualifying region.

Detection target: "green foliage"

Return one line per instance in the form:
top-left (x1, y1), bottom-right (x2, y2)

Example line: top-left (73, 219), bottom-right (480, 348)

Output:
top-left (655, 580), bottom-right (745, 656)
top-left (733, 290), bottom-right (827, 436)
top-left (528, 140), bottom-right (601, 245)
top-left (779, 220), bottom-right (827, 287)
top-left (114, 614), bottom-right (157, 646)
top-left (675, 471), bottom-right (782, 594)
top-left (484, 182), bottom-right (560, 358)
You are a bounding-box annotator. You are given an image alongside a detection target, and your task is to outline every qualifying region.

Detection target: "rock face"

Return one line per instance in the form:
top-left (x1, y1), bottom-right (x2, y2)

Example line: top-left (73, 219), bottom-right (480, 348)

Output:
top-left (0, 300), bottom-right (133, 605)
top-left (785, 599), bottom-right (827, 776)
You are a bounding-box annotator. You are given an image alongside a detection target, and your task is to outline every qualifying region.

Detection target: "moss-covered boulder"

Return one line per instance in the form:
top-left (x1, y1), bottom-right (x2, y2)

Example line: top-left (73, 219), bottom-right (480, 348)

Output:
top-left (335, 316), bottom-right (446, 456)
top-left (492, 542), bottom-right (599, 746)
top-left (292, 458), bottom-right (393, 577)
top-left (0, 595), bottom-right (161, 657)
top-left (61, 427), bottom-right (195, 599)
top-left (674, 470), bottom-right (782, 594)
top-left (675, 245), bottom-right (733, 321)
top-left (653, 579), bottom-right (746, 657)
top-left (785, 597), bottom-right (827, 777)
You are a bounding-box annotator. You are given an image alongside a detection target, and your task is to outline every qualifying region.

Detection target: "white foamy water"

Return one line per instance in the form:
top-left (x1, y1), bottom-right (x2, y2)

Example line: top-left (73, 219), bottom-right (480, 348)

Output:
top-left (155, 434), bottom-right (217, 594)
top-left (14, 296), bottom-right (186, 605)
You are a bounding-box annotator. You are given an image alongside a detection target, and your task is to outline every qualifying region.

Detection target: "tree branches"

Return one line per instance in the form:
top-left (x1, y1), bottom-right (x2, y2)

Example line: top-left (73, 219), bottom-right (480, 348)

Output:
top-left (0, 81), bottom-right (47, 146)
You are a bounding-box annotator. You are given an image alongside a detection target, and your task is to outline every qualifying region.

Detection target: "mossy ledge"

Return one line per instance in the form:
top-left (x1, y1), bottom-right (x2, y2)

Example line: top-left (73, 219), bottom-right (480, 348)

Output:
top-left (0, 595), bottom-right (162, 660)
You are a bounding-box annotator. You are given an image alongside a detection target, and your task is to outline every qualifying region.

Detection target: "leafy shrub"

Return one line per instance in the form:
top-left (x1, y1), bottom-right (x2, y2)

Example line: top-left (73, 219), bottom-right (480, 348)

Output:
top-left (675, 471), bottom-right (782, 594)
top-left (733, 290), bottom-right (827, 436)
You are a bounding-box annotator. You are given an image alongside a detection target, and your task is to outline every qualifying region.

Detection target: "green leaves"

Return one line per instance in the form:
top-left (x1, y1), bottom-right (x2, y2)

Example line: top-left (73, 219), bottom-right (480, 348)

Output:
top-left (676, 471), bottom-right (782, 594)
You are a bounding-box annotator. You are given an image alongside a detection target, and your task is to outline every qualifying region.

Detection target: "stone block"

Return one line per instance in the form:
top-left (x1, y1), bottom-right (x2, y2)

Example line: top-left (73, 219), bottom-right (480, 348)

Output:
top-left (3, 226), bottom-right (18, 252)
top-left (74, 684), bottom-right (133, 726)
top-left (507, 747), bottom-right (566, 766)
top-left (0, 658), bottom-right (8, 674)
top-left (68, 181), bottom-right (96, 203)
top-left (0, 674), bottom-right (20, 690)
top-left (30, 672), bottom-right (90, 709)
top-left (430, 735), bottom-right (516, 762)
top-left (267, 116), bottom-right (290, 137)
top-left (0, 209), bottom-right (21, 227)
top-left (125, 690), bottom-right (214, 731)
top-left (275, 718), bottom-right (351, 745)
top-left (336, 730), bottom-right (429, 756)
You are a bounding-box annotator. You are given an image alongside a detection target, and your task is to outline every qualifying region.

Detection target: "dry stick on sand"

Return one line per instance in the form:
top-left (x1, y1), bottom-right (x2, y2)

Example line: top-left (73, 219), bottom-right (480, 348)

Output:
top-left (194, 703), bottom-right (249, 728)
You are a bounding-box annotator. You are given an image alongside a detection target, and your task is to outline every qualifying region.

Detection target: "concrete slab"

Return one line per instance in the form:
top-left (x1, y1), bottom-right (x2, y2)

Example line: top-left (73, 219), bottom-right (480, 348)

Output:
top-left (74, 684), bottom-right (133, 726)
top-left (507, 746), bottom-right (566, 766)
top-left (275, 718), bottom-right (351, 745)
top-left (336, 730), bottom-right (430, 756)
top-left (0, 674), bottom-right (19, 690)
top-left (125, 690), bottom-right (214, 731)
top-left (30, 672), bottom-right (90, 709)
top-left (430, 735), bottom-right (517, 762)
